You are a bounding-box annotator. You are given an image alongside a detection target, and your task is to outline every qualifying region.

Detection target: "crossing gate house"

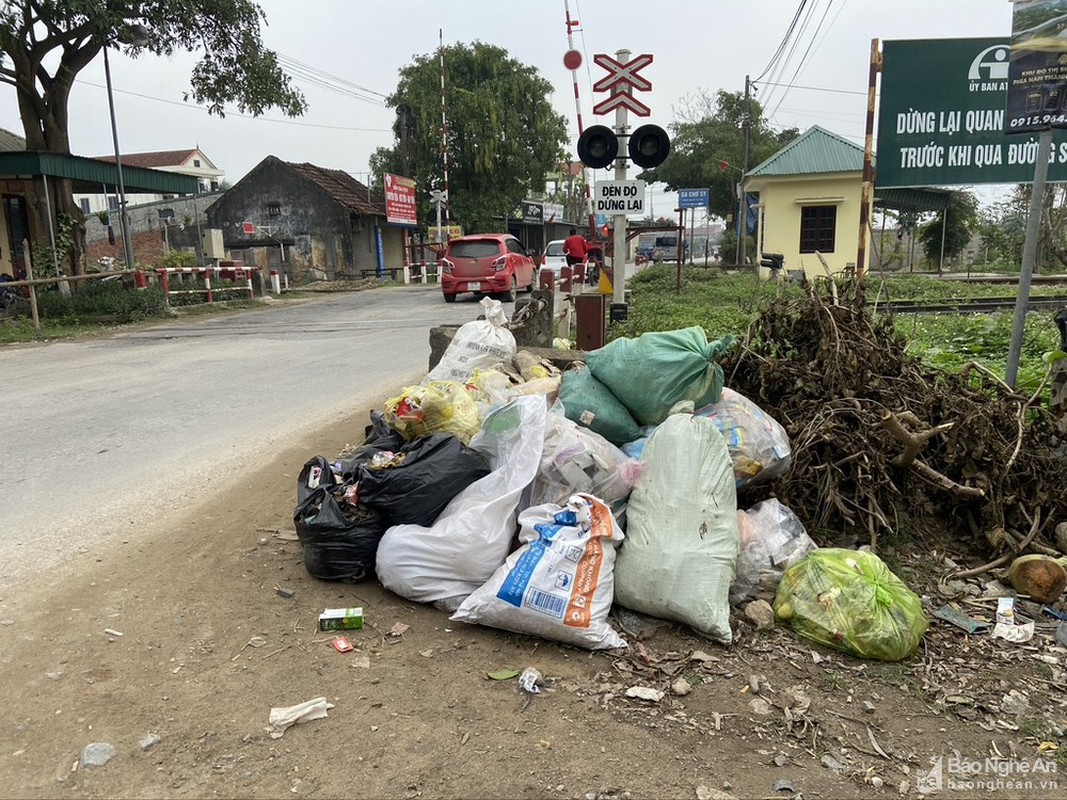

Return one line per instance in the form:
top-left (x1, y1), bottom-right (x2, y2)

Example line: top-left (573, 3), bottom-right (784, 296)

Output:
top-left (205, 156), bottom-right (404, 281)
top-left (744, 126), bottom-right (870, 279)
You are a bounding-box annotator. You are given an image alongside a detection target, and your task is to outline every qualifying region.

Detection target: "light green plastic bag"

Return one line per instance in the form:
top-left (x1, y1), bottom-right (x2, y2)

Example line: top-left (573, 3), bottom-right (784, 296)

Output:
top-left (773, 548), bottom-right (928, 661)
top-left (586, 327), bottom-right (734, 426)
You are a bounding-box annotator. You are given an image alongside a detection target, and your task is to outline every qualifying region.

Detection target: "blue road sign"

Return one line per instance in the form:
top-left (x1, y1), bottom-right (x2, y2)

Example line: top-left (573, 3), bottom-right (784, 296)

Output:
top-left (678, 188), bottom-right (709, 209)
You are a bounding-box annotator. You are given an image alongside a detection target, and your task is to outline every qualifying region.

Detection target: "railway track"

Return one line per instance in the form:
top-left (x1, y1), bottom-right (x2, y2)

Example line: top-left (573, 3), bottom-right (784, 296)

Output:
top-left (879, 295), bottom-right (1067, 315)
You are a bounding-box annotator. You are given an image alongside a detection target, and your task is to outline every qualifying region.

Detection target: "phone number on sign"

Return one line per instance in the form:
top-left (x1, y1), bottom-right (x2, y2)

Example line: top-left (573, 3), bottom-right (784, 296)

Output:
top-left (1009, 114), bottom-right (1067, 128)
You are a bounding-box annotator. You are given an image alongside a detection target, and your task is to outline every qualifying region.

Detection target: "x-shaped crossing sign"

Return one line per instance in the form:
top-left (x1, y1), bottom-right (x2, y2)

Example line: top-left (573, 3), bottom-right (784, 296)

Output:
top-left (592, 53), bottom-right (653, 93)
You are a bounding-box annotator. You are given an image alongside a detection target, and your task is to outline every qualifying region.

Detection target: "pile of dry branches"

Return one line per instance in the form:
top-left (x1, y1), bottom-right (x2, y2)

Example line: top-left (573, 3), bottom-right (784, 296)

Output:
top-left (723, 282), bottom-right (1066, 565)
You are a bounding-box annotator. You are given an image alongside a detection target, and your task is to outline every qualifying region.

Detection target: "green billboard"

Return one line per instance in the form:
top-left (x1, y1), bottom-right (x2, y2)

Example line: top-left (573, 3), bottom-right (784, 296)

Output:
top-left (877, 37), bottom-right (1067, 187)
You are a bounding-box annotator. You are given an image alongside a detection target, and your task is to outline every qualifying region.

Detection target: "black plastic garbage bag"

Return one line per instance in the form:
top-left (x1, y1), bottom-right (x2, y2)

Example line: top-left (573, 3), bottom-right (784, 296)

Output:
top-left (358, 433), bottom-right (491, 527)
top-left (336, 411), bottom-right (406, 480)
top-left (297, 456), bottom-right (338, 506)
top-left (294, 485), bottom-right (387, 582)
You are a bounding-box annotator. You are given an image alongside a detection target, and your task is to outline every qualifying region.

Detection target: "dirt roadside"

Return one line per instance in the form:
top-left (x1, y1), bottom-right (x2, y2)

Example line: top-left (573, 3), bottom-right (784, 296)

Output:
top-left (0, 403), bottom-right (1064, 800)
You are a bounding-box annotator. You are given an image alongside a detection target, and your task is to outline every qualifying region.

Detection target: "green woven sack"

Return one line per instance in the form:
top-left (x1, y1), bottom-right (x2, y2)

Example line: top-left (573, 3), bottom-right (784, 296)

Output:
top-left (773, 548), bottom-right (928, 661)
top-left (586, 327), bottom-right (734, 426)
top-left (558, 365), bottom-right (642, 446)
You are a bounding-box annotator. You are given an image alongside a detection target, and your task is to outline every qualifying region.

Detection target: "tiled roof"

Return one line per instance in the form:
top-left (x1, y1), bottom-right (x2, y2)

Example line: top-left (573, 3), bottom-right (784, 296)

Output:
top-left (94, 148), bottom-right (199, 168)
top-left (747, 126), bottom-right (866, 178)
top-left (288, 161), bottom-right (385, 216)
top-left (0, 127), bottom-right (26, 152)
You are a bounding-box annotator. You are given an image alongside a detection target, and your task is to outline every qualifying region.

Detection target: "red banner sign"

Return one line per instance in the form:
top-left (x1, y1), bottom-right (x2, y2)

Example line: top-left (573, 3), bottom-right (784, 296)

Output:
top-left (384, 173), bottom-right (418, 226)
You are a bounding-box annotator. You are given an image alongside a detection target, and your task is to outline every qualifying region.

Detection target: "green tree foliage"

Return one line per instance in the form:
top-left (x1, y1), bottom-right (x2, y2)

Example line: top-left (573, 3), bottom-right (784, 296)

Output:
top-left (636, 89), bottom-right (799, 220)
top-left (0, 1), bottom-right (305, 152)
top-left (0, 1), bottom-right (304, 273)
top-left (918, 191), bottom-right (979, 266)
top-left (370, 42), bottom-right (568, 233)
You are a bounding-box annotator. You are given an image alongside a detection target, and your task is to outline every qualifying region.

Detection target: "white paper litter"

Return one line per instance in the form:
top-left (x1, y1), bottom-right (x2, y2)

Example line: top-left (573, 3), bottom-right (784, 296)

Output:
top-left (268, 697), bottom-right (334, 739)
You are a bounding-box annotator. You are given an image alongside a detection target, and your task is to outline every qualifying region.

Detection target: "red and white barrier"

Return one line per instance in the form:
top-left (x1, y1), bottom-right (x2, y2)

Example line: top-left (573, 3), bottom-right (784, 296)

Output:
top-left (154, 265), bottom-right (258, 304)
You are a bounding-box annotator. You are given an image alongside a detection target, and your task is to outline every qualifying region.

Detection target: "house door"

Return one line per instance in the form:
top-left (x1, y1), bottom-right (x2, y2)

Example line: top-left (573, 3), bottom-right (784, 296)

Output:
top-left (3, 195), bottom-right (30, 280)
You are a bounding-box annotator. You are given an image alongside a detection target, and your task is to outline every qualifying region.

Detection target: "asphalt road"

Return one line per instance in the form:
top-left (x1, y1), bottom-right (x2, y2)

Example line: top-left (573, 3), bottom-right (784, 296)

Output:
top-left (0, 284), bottom-right (504, 591)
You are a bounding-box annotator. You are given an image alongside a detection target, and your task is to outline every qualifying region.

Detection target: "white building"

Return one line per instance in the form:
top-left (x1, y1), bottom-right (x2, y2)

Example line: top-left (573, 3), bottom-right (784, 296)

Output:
top-left (73, 147), bottom-right (224, 216)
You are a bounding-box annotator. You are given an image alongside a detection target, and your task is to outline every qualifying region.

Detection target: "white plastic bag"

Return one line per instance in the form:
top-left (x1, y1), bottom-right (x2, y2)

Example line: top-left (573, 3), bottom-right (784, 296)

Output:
top-left (695, 387), bottom-right (791, 488)
top-left (451, 494), bottom-right (627, 650)
top-left (530, 407), bottom-right (640, 507)
top-left (614, 410), bottom-right (740, 643)
top-left (730, 499), bottom-right (817, 605)
top-left (375, 396), bottom-right (548, 609)
top-left (424, 297), bottom-right (516, 385)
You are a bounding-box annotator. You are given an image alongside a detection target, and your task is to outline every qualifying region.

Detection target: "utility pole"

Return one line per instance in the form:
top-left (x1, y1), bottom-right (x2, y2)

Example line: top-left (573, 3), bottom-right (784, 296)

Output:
top-left (734, 75), bottom-right (751, 266)
top-left (612, 48), bottom-right (631, 308)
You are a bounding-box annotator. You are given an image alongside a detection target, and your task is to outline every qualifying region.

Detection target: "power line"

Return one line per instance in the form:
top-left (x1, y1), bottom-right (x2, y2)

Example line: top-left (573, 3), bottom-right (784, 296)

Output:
top-left (760, 0), bottom-right (820, 111)
top-left (276, 52), bottom-right (389, 100)
top-left (754, 80), bottom-right (866, 96)
top-left (277, 56), bottom-right (388, 107)
top-left (74, 78), bottom-right (392, 132)
top-left (755, 1), bottom-right (808, 82)
top-left (767, 0), bottom-right (838, 119)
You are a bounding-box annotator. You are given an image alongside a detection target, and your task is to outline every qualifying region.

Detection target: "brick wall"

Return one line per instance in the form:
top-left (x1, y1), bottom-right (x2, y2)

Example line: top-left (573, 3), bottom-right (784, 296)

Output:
top-left (86, 228), bottom-right (166, 269)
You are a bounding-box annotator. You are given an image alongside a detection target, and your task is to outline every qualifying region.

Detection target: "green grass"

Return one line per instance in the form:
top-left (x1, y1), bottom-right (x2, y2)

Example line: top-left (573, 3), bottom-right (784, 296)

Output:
top-left (614, 265), bottom-right (1065, 397)
top-left (868, 273), bottom-right (1067, 302)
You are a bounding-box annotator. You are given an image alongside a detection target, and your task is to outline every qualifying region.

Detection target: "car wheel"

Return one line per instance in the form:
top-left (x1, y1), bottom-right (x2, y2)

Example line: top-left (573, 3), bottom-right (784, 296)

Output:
top-left (443, 293), bottom-right (457, 303)
top-left (501, 275), bottom-right (516, 302)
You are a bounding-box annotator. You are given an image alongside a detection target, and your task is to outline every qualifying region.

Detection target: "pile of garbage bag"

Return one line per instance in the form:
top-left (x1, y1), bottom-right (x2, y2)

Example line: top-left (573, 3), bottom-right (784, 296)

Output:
top-left (291, 308), bottom-right (929, 659)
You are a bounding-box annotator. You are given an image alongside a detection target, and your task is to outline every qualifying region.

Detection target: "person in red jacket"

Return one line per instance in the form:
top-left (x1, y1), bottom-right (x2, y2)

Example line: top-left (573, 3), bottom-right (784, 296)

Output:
top-left (563, 228), bottom-right (587, 267)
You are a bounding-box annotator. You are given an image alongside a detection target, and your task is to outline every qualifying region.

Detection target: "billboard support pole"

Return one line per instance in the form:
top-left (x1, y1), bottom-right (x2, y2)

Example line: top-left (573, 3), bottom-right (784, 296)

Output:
top-left (1006, 128), bottom-right (1053, 388)
top-left (857, 38), bottom-right (881, 295)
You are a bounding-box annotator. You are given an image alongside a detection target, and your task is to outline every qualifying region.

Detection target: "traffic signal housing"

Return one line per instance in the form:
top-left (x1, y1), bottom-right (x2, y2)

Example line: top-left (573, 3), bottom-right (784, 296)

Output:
top-left (628, 124), bottom-right (670, 169)
top-left (760, 253), bottom-right (784, 272)
top-left (577, 125), bottom-right (619, 169)
top-left (577, 123), bottom-right (671, 169)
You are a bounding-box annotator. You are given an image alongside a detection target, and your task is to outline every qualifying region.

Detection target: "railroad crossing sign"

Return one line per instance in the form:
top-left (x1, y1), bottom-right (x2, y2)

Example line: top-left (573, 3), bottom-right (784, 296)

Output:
top-left (592, 52), bottom-right (653, 117)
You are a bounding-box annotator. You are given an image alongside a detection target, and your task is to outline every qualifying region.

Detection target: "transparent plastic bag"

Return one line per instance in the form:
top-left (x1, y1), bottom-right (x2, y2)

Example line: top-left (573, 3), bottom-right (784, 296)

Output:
top-left (530, 407), bottom-right (640, 507)
top-left (695, 387), bottom-right (791, 488)
top-left (730, 499), bottom-right (816, 605)
top-left (773, 549), bottom-right (928, 661)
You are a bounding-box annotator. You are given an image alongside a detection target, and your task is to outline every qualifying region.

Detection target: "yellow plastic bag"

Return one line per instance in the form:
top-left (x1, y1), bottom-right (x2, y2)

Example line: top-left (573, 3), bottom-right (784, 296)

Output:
top-left (383, 381), bottom-right (481, 444)
top-left (773, 548), bottom-right (927, 661)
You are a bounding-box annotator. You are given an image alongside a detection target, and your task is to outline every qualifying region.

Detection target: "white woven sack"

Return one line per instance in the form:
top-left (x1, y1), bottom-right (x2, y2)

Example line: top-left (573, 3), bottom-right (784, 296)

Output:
top-left (614, 411), bottom-right (740, 643)
top-left (451, 494), bottom-right (627, 650)
top-left (375, 396), bottom-right (547, 610)
top-left (424, 297), bottom-right (516, 385)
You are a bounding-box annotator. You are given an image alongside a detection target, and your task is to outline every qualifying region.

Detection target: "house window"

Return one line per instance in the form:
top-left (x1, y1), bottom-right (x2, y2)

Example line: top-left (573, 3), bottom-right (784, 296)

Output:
top-left (267, 203), bottom-right (281, 217)
top-left (108, 196), bottom-right (119, 211)
top-left (194, 159), bottom-right (202, 167)
top-left (799, 205), bottom-right (837, 253)
top-left (79, 198), bottom-right (91, 214)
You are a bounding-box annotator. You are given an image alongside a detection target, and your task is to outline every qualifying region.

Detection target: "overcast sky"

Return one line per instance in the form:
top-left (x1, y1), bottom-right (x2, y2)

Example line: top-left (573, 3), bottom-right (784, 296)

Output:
top-left (0, 0), bottom-right (1015, 215)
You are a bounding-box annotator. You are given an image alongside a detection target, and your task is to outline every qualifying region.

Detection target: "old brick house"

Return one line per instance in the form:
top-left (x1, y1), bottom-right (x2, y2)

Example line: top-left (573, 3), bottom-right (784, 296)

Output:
top-left (205, 156), bottom-right (403, 280)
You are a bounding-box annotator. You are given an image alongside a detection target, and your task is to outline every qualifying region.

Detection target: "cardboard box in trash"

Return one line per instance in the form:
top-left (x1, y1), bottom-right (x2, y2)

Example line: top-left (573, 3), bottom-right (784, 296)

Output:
top-left (319, 607), bottom-right (364, 631)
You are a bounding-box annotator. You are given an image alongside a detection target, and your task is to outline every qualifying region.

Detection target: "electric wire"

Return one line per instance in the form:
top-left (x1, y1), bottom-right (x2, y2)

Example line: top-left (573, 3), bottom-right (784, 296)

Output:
top-left (766, 0), bottom-right (837, 119)
top-left (755, 0), bottom-right (808, 82)
top-left (276, 52), bottom-right (388, 101)
top-left (759, 0), bottom-right (821, 111)
top-left (74, 78), bottom-right (391, 132)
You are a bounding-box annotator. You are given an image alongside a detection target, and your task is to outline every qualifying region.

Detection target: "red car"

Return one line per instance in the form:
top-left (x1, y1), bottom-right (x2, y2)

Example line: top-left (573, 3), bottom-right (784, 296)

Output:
top-left (440, 234), bottom-right (536, 303)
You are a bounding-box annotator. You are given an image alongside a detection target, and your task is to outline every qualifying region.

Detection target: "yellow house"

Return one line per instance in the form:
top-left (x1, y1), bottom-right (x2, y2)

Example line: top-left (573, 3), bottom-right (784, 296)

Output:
top-left (745, 126), bottom-right (870, 278)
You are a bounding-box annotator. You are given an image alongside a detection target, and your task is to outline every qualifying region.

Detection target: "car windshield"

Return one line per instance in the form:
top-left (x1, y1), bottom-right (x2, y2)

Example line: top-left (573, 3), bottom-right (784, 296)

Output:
top-left (545, 242), bottom-right (565, 257)
top-left (448, 240), bottom-right (501, 259)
